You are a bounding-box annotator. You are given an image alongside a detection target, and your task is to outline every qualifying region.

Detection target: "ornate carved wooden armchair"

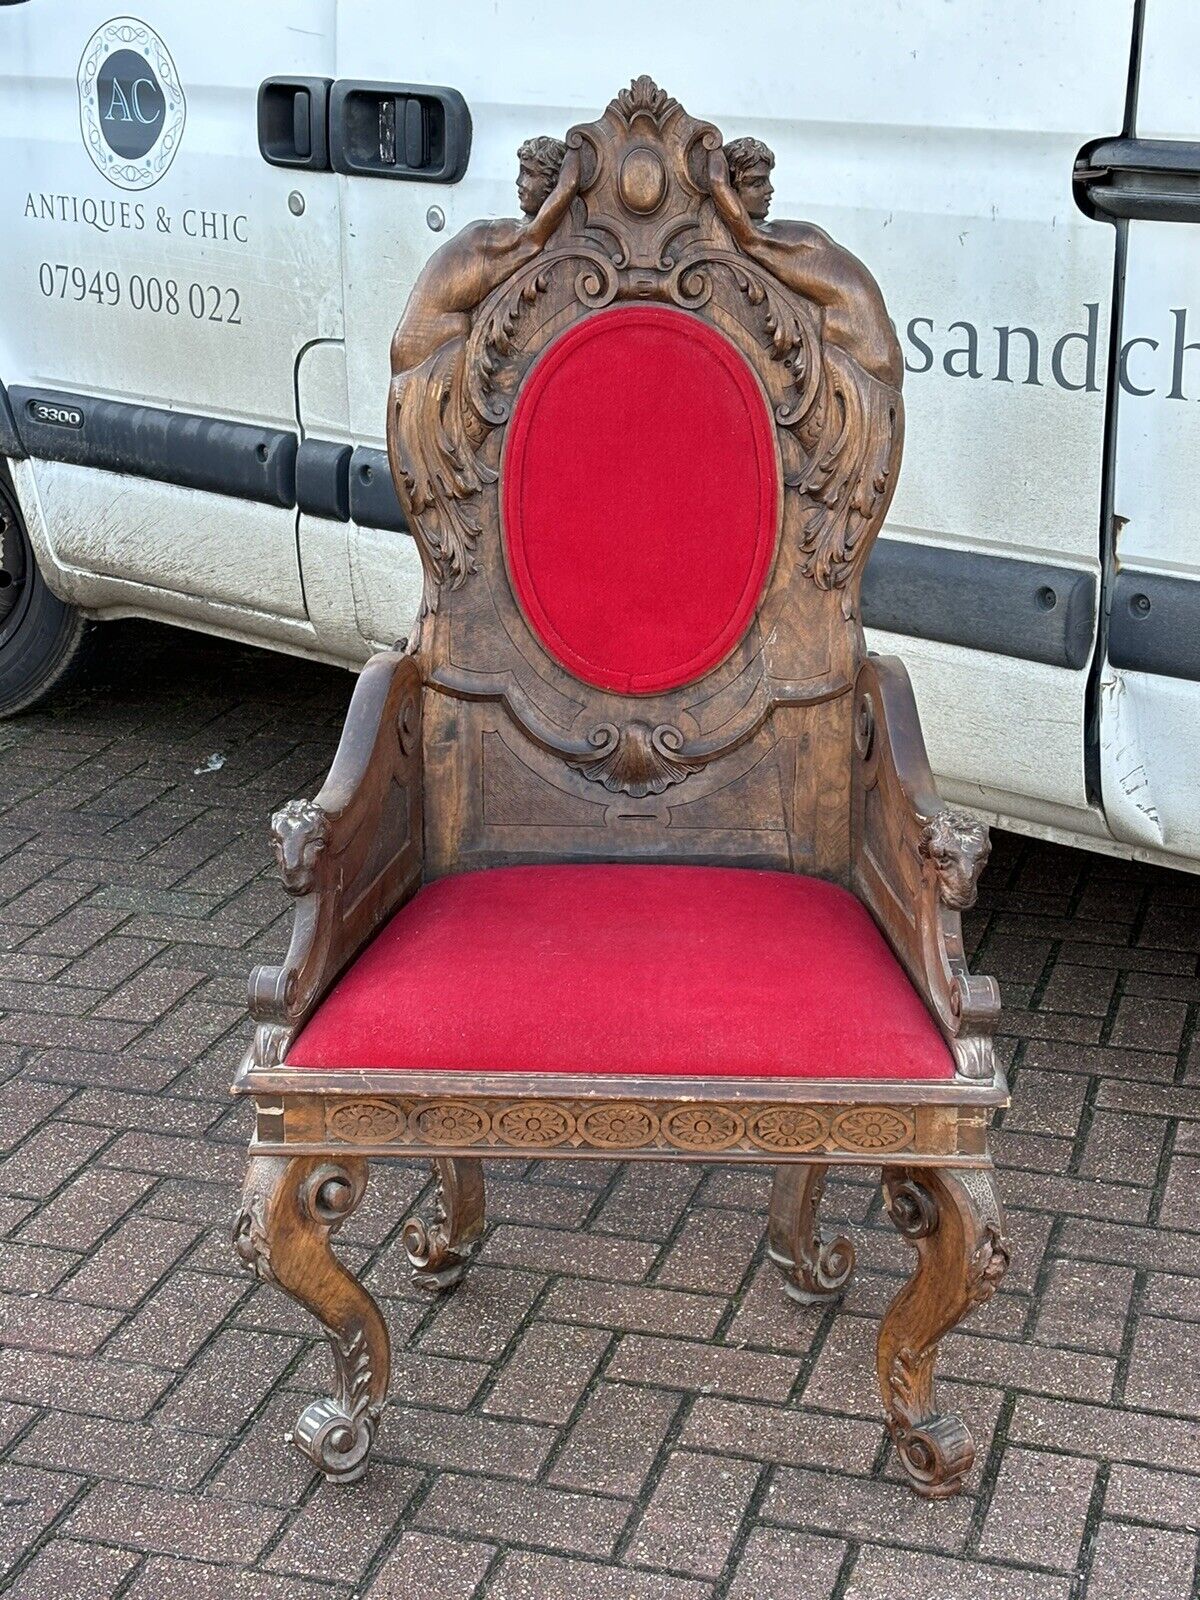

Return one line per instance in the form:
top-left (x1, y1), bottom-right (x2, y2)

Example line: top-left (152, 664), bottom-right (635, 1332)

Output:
top-left (232, 78), bottom-right (1010, 1501)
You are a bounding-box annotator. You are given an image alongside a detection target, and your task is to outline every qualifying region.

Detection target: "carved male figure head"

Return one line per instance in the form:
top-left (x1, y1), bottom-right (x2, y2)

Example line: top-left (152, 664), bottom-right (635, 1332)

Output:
top-left (516, 136), bottom-right (567, 215)
top-left (724, 136), bottom-right (775, 221)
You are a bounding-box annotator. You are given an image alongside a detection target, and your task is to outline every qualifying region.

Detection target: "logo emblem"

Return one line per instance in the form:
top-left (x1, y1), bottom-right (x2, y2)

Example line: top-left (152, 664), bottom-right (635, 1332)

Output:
top-left (27, 401), bottom-right (84, 431)
top-left (78, 17), bottom-right (185, 190)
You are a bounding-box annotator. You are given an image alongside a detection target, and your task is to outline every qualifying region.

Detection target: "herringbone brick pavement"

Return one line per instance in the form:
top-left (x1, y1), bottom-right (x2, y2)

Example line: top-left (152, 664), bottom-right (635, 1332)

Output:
top-left (1, 621), bottom-right (1197, 1599)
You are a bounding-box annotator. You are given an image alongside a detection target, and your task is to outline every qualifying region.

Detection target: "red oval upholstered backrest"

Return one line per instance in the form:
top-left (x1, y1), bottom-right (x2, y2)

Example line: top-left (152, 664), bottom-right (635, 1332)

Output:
top-left (501, 305), bottom-right (780, 696)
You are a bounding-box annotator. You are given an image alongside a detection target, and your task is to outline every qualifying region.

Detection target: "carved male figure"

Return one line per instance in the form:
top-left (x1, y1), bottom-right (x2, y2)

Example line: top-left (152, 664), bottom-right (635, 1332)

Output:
top-left (710, 137), bottom-right (902, 388)
top-left (389, 136), bottom-right (580, 379)
top-left (388, 136), bottom-right (581, 596)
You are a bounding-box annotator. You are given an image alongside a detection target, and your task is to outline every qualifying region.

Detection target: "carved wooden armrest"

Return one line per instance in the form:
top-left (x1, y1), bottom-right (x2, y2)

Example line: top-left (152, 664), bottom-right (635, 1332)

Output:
top-left (247, 648), bottom-right (423, 1068)
top-left (850, 655), bottom-right (1000, 1080)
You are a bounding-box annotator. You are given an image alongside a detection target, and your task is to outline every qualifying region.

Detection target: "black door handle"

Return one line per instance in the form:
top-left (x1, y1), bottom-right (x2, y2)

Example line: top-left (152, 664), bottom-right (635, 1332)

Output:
top-left (258, 77), bottom-right (331, 170)
top-left (329, 82), bottom-right (471, 182)
top-left (1075, 137), bottom-right (1200, 223)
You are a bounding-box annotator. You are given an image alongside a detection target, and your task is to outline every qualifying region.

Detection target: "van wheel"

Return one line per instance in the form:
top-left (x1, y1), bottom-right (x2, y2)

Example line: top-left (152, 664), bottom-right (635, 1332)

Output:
top-left (0, 472), bottom-right (89, 717)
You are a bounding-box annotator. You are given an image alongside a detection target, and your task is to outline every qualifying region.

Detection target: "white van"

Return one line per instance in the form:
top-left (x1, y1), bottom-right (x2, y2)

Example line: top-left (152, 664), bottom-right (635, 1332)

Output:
top-left (1, 2), bottom-right (1197, 871)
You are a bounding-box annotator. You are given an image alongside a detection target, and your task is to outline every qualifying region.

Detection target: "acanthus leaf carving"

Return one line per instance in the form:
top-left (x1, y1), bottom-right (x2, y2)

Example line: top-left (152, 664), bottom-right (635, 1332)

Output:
top-left (231, 1195), bottom-right (274, 1283)
top-left (336, 1324), bottom-right (377, 1423)
top-left (724, 258), bottom-right (822, 407)
top-left (970, 1223), bottom-right (1011, 1303)
top-left (386, 137), bottom-right (582, 615)
top-left (614, 74), bottom-right (681, 130)
top-left (389, 338), bottom-right (497, 612)
top-left (464, 246), bottom-right (619, 428)
top-left (791, 349), bottom-right (901, 589)
top-left (291, 1329), bottom-right (380, 1482)
top-left (951, 1032), bottom-right (995, 1082)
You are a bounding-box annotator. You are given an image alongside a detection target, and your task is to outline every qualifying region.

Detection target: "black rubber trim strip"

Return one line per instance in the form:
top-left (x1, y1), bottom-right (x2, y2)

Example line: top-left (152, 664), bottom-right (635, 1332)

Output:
top-left (11, 386), bottom-right (297, 507)
top-left (349, 446), bottom-right (408, 531)
top-left (3, 380), bottom-right (1105, 666)
top-left (1108, 569), bottom-right (1200, 682)
top-left (862, 540), bottom-right (1096, 670)
top-left (0, 381), bottom-right (24, 460)
top-left (1076, 136), bottom-right (1200, 223)
top-left (296, 438), bottom-right (351, 520)
top-left (7, 384), bottom-right (409, 529)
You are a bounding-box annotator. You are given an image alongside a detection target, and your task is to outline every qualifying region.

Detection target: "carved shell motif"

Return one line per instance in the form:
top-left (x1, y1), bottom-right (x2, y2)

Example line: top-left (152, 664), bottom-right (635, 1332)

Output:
top-left (567, 721), bottom-right (702, 798)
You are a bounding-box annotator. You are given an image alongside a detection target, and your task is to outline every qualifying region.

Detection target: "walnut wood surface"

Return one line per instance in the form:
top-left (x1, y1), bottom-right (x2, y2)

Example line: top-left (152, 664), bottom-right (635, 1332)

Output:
top-left (389, 75), bottom-right (905, 879)
top-left (402, 1157), bottom-right (485, 1290)
top-left (240, 1081), bottom-right (996, 1163)
top-left (767, 1163), bottom-right (856, 1302)
top-left (851, 656), bottom-right (1000, 1080)
top-left (246, 648), bottom-right (422, 1069)
top-left (233, 1156), bottom-right (389, 1482)
top-left (232, 77), bottom-right (1008, 1499)
top-left (879, 1166), bottom-right (1010, 1496)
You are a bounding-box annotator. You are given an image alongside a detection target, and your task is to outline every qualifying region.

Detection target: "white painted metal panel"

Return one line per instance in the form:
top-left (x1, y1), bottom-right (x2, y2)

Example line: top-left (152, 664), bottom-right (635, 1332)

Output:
top-left (0, 1), bottom-right (340, 611)
top-left (29, 460), bottom-right (309, 619)
top-left (1100, 1), bottom-right (1200, 864)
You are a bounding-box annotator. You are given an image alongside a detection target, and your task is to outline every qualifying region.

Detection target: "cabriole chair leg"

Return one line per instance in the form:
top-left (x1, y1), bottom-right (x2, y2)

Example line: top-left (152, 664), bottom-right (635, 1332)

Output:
top-left (233, 1154), bottom-right (390, 1484)
top-left (878, 1165), bottom-right (1009, 1498)
top-left (403, 1157), bottom-right (486, 1291)
top-left (767, 1162), bottom-right (856, 1304)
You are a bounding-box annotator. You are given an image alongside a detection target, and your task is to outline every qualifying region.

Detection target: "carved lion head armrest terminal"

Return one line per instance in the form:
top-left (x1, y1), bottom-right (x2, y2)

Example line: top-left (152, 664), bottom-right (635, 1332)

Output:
top-left (246, 651), bottom-right (424, 1066)
top-left (270, 798), bottom-right (332, 898)
top-left (918, 809), bottom-right (991, 911)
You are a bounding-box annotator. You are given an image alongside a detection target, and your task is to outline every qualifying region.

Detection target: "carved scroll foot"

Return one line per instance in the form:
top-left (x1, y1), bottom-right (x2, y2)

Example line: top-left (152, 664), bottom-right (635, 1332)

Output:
top-left (403, 1158), bottom-right (485, 1292)
top-left (233, 1155), bottom-right (389, 1485)
top-left (767, 1163), bottom-right (856, 1304)
top-left (878, 1166), bottom-right (1009, 1498)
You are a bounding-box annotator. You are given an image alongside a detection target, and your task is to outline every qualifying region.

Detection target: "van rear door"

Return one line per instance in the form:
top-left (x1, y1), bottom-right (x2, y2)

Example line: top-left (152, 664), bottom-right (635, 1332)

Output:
top-left (1088, 0), bottom-right (1200, 866)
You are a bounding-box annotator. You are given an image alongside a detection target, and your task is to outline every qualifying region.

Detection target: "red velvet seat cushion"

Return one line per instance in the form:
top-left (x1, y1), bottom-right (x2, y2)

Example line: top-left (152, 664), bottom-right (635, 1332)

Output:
top-left (288, 865), bottom-right (953, 1081)
top-left (502, 305), bottom-right (779, 695)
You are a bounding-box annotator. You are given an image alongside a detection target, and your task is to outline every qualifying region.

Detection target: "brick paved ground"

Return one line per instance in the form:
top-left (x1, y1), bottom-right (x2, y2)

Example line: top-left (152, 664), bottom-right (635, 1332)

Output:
top-left (1, 620), bottom-right (1198, 1600)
